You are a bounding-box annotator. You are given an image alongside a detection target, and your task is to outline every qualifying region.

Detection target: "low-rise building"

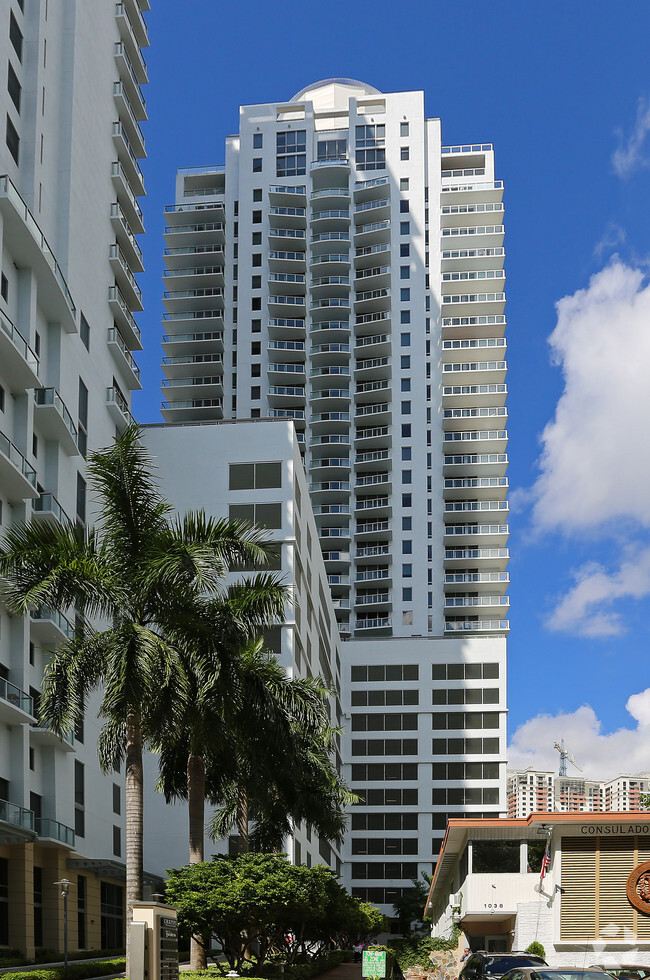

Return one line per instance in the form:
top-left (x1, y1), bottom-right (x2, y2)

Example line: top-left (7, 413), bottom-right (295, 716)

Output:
top-left (425, 812), bottom-right (650, 966)
top-left (508, 770), bottom-right (650, 817)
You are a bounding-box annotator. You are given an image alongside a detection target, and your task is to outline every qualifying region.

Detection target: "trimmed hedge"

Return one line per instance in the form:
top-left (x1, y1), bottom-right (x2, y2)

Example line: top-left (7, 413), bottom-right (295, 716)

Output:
top-left (182, 951), bottom-right (354, 980)
top-left (0, 957), bottom-right (125, 980)
top-left (388, 934), bottom-right (460, 971)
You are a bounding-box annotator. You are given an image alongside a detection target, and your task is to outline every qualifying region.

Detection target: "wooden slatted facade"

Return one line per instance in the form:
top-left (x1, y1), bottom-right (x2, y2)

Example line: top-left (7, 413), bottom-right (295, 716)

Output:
top-left (561, 835), bottom-right (650, 940)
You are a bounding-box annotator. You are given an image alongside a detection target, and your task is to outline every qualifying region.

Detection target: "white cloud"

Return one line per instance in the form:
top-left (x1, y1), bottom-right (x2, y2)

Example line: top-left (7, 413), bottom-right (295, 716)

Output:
top-left (547, 546), bottom-right (650, 636)
top-left (531, 259), bottom-right (650, 534)
top-left (508, 689), bottom-right (650, 780)
top-left (612, 96), bottom-right (650, 178)
top-left (594, 223), bottom-right (626, 257)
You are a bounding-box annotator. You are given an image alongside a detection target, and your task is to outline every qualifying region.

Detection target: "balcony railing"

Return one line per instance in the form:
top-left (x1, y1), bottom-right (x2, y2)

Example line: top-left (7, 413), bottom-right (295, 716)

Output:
top-left (0, 678), bottom-right (33, 716)
top-left (34, 388), bottom-right (79, 445)
top-left (0, 798), bottom-right (33, 831)
top-left (35, 818), bottom-right (75, 846)
top-left (0, 430), bottom-right (37, 489)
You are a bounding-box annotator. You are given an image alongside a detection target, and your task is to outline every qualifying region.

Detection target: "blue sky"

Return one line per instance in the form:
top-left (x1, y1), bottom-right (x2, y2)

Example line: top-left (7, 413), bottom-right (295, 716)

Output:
top-left (133, 0), bottom-right (650, 778)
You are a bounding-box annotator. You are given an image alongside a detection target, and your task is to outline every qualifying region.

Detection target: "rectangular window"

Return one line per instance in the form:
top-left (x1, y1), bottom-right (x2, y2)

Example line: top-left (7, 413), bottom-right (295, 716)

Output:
top-left (7, 63), bottom-right (21, 113)
top-left (400, 146), bottom-right (410, 160)
top-left (400, 288), bottom-right (410, 302)
top-left (400, 333), bottom-right (411, 346)
top-left (400, 243), bottom-right (410, 257)
top-left (77, 876), bottom-right (86, 949)
top-left (0, 273), bottom-right (7, 300)
top-left (112, 783), bottom-right (121, 815)
top-left (401, 401), bottom-right (411, 414)
top-left (400, 221), bottom-right (410, 235)
top-left (317, 138), bottom-right (346, 162)
top-left (80, 313), bottom-right (90, 350)
top-left (276, 130), bottom-right (306, 177)
top-left (252, 158), bottom-right (262, 172)
top-left (229, 501), bottom-right (282, 529)
top-left (78, 379), bottom-right (88, 458)
top-left (229, 461), bottom-right (282, 490)
top-left (113, 825), bottom-right (121, 857)
top-left (6, 115), bottom-right (19, 163)
top-left (400, 122), bottom-right (409, 137)
top-left (9, 13), bottom-right (23, 61)
top-left (101, 882), bottom-right (124, 949)
top-left (253, 133), bottom-right (263, 149)
top-left (76, 473), bottom-right (86, 523)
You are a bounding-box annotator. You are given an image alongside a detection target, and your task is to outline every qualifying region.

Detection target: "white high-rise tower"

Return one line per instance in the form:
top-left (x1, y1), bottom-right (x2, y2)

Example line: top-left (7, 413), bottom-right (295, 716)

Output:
top-left (160, 78), bottom-right (509, 921)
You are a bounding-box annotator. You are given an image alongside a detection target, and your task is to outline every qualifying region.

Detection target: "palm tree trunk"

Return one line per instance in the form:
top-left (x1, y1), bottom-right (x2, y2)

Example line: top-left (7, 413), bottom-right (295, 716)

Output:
top-left (237, 785), bottom-right (249, 853)
top-left (125, 710), bottom-right (144, 980)
top-left (187, 753), bottom-right (207, 971)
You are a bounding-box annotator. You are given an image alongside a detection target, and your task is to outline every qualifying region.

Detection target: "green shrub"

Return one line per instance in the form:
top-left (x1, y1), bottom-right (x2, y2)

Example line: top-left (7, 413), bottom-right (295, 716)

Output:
top-left (524, 942), bottom-right (545, 959)
top-left (0, 957), bottom-right (125, 980)
top-left (388, 932), bottom-right (460, 971)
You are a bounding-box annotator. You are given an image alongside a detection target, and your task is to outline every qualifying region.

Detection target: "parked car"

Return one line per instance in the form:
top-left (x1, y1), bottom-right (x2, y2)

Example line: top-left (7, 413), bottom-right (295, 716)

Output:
top-left (500, 969), bottom-right (610, 980)
top-left (459, 951), bottom-right (548, 980)
top-left (590, 968), bottom-right (650, 980)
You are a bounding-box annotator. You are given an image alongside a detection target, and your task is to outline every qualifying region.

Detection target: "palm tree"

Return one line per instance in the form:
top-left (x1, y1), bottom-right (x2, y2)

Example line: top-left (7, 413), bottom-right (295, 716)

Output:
top-left (0, 425), bottom-right (282, 974)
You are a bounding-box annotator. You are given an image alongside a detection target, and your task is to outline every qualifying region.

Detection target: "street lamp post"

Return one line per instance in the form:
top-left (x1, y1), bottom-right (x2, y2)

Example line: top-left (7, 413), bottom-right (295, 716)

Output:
top-left (54, 878), bottom-right (71, 974)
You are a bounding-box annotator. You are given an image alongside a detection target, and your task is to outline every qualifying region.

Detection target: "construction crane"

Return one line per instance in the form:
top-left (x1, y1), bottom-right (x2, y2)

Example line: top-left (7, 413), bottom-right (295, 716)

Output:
top-left (554, 738), bottom-right (583, 777)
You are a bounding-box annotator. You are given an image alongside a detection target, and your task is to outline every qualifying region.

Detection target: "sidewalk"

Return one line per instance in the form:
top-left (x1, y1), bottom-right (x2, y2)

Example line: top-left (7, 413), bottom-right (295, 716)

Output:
top-left (313, 963), bottom-right (363, 980)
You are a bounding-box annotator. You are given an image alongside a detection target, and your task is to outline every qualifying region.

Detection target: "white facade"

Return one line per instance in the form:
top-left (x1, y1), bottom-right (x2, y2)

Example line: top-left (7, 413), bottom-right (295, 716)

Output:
top-left (142, 419), bottom-right (342, 876)
top-left (0, 0), bottom-right (148, 955)
top-left (508, 770), bottom-right (650, 817)
top-left (158, 79), bottom-right (509, 918)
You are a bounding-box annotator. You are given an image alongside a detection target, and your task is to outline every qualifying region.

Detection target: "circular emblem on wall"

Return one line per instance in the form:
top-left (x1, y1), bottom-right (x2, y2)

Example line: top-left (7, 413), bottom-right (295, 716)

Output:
top-left (626, 861), bottom-right (650, 913)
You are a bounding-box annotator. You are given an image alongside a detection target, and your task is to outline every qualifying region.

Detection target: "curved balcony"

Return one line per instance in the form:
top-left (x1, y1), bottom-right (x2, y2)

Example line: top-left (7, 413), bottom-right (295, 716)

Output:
top-left (354, 496), bottom-right (391, 519)
top-left (319, 526), bottom-right (351, 542)
top-left (311, 276), bottom-right (350, 298)
top-left (444, 571), bottom-right (510, 593)
top-left (444, 619), bottom-right (509, 635)
top-left (33, 388), bottom-right (79, 455)
top-left (321, 550), bottom-right (351, 572)
top-left (310, 320), bottom-right (350, 340)
top-left (310, 366), bottom-right (351, 385)
top-left (354, 402), bottom-right (392, 425)
top-left (309, 411), bottom-right (351, 433)
top-left (309, 388), bottom-right (350, 411)
top-left (269, 206), bottom-right (306, 229)
top-left (0, 430), bottom-right (37, 502)
top-left (310, 209), bottom-right (350, 232)
top-left (354, 425), bottom-right (391, 449)
top-left (311, 187), bottom-right (350, 203)
top-left (444, 547), bottom-right (509, 571)
top-left (310, 481), bottom-right (351, 499)
top-left (443, 453), bottom-right (508, 478)
top-left (444, 523), bottom-right (509, 547)
top-left (268, 249), bottom-right (307, 272)
top-left (0, 175), bottom-right (76, 333)
top-left (444, 477), bottom-right (508, 501)
top-left (269, 185), bottom-right (307, 205)
top-left (310, 297), bottom-right (351, 321)
top-left (310, 157), bottom-right (350, 179)
top-left (443, 406), bottom-right (507, 431)
top-left (161, 397), bottom-right (223, 423)
top-left (310, 342), bottom-right (350, 361)
top-left (311, 252), bottom-right (350, 274)
top-left (30, 726), bottom-right (75, 752)
top-left (313, 503), bottom-right (351, 517)
top-left (442, 360), bottom-right (507, 386)
top-left (442, 382), bottom-right (507, 409)
top-left (0, 308), bottom-right (40, 391)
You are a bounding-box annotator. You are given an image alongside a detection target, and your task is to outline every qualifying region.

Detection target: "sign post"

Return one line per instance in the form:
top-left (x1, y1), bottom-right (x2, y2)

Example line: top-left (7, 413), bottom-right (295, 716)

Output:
top-left (131, 902), bottom-right (179, 980)
top-left (362, 949), bottom-right (387, 979)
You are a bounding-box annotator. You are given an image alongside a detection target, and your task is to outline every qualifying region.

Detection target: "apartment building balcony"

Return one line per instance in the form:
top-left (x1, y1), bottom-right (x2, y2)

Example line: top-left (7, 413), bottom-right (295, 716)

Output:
top-left (0, 175), bottom-right (76, 333)
top-left (162, 353), bottom-right (223, 380)
top-left (442, 292), bottom-right (506, 318)
top-left (444, 430), bottom-right (508, 455)
top-left (355, 450), bottom-right (391, 473)
top-left (353, 220), bottom-right (390, 247)
top-left (309, 389), bottom-right (350, 410)
top-left (354, 198), bottom-right (391, 222)
top-left (268, 249), bottom-right (307, 273)
top-left (310, 209), bottom-right (350, 232)
top-left (269, 229), bottom-right (307, 252)
top-left (310, 481), bottom-right (351, 498)
top-left (30, 606), bottom-right (75, 644)
top-left (162, 288), bottom-right (223, 317)
top-left (269, 184), bottom-right (307, 206)
top-left (114, 40), bottom-right (148, 107)
top-left (111, 165), bottom-right (145, 233)
top-left (354, 424), bottom-right (391, 450)
top-left (267, 365), bottom-right (306, 390)
top-left (444, 500), bottom-right (509, 521)
top-left (356, 543), bottom-right (391, 563)
top-left (354, 402), bottom-right (391, 425)
top-left (106, 385), bottom-right (135, 431)
top-left (310, 157), bottom-right (350, 178)
top-left (440, 178), bottom-right (503, 205)
top-left (161, 398), bottom-right (223, 423)
top-left (310, 274), bottom-right (350, 298)
top-left (354, 617), bottom-right (392, 635)
top-left (442, 225), bottom-right (505, 249)
top-left (0, 430), bottom-right (38, 502)
top-left (311, 186), bottom-right (350, 203)
top-left (444, 547), bottom-right (510, 571)
top-left (354, 496), bottom-right (391, 519)
top-left (268, 294), bottom-right (306, 316)
top-left (30, 725), bottom-right (75, 751)
top-left (354, 333), bottom-right (391, 359)
top-left (162, 375), bottom-right (223, 401)
top-left (442, 361), bottom-right (507, 387)
top-left (444, 619), bottom-right (510, 635)
top-left (310, 342), bottom-right (350, 364)
top-left (164, 243), bottom-right (225, 270)
top-left (444, 595), bottom-right (510, 616)
top-left (311, 232), bottom-right (351, 254)
top-left (355, 566), bottom-right (391, 585)
top-left (0, 799), bottom-right (35, 839)
top-left (321, 550), bottom-right (351, 571)
top-left (162, 310), bottom-right (224, 338)
top-left (441, 246), bottom-right (506, 276)
top-left (442, 314), bottom-right (507, 342)
top-left (310, 320), bottom-right (350, 340)
top-left (313, 503), bottom-right (351, 518)
top-left (310, 297), bottom-right (351, 318)
top-left (268, 385), bottom-right (306, 406)
top-left (355, 379), bottom-right (391, 405)
top-left (354, 175), bottom-right (390, 199)
top-left (444, 476), bottom-right (509, 501)
top-left (115, 0), bottom-right (149, 51)
top-left (318, 526), bottom-right (351, 542)
top-left (163, 220), bottom-right (225, 249)
top-left (355, 472), bottom-right (391, 495)
top-left (0, 678), bottom-right (34, 725)
top-left (441, 272), bottom-right (507, 300)
top-left (355, 310), bottom-right (391, 338)
top-left (310, 366), bottom-right (351, 385)
top-left (112, 123), bottom-right (145, 195)
top-left (354, 591), bottom-right (391, 609)
top-left (354, 519), bottom-right (391, 541)
top-left (108, 284), bottom-right (142, 349)
top-left (162, 330), bottom-right (223, 357)
top-left (110, 203), bottom-right (144, 270)
top-left (444, 453), bottom-right (508, 478)
top-left (442, 382), bottom-right (507, 409)
top-left (163, 264), bottom-right (224, 290)
top-left (443, 406), bottom-right (507, 431)
top-left (0, 308), bottom-right (39, 391)
top-left (33, 388), bottom-right (79, 455)
top-left (35, 818), bottom-right (75, 848)
top-left (268, 317), bottom-right (306, 341)
top-left (310, 252), bottom-right (350, 274)
top-left (354, 242), bottom-right (391, 270)
top-left (440, 202), bottom-right (505, 230)
top-left (269, 206), bottom-right (306, 230)
top-left (444, 571), bottom-right (510, 593)
top-left (308, 458), bottom-right (351, 476)
top-left (268, 273), bottom-right (306, 295)
top-left (354, 290), bottom-right (391, 317)
top-left (441, 337), bottom-right (507, 363)
top-left (113, 81), bottom-right (146, 156)
top-left (31, 493), bottom-right (71, 527)
top-left (444, 523), bottom-right (509, 547)
top-left (309, 411), bottom-right (350, 432)
top-left (355, 356), bottom-right (391, 382)
top-left (109, 244), bottom-right (143, 310)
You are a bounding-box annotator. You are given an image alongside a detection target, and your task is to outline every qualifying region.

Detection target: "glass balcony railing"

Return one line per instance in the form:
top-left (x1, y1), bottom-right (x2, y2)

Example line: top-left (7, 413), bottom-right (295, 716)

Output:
top-left (0, 798), bottom-right (34, 831)
top-left (0, 678), bottom-right (33, 716)
top-left (32, 493), bottom-right (71, 524)
top-left (31, 606), bottom-right (76, 639)
top-left (35, 818), bottom-right (75, 846)
top-left (0, 430), bottom-right (37, 488)
top-left (34, 388), bottom-right (78, 444)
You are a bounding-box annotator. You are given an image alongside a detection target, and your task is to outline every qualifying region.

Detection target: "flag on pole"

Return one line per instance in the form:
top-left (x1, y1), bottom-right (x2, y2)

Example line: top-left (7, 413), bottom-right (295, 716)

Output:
top-left (540, 837), bottom-right (551, 881)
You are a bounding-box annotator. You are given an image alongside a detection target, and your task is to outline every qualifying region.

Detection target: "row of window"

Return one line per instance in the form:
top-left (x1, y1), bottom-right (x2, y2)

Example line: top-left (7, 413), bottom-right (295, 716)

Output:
top-left (351, 711), bottom-right (502, 732)
top-left (351, 739), bottom-right (417, 757)
top-left (432, 737), bottom-right (500, 755)
top-left (432, 786), bottom-right (500, 805)
top-left (352, 837), bottom-right (418, 855)
top-left (351, 812), bottom-right (418, 831)
top-left (352, 886), bottom-right (406, 903)
top-left (351, 689), bottom-right (419, 707)
top-left (355, 787), bottom-right (418, 806)
top-left (350, 664), bottom-right (419, 683)
top-left (433, 663), bottom-right (500, 680)
top-left (433, 761), bottom-right (500, 780)
top-left (351, 862), bottom-right (417, 880)
top-left (433, 688), bottom-right (500, 705)
top-left (351, 763), bottom-right (417, 782)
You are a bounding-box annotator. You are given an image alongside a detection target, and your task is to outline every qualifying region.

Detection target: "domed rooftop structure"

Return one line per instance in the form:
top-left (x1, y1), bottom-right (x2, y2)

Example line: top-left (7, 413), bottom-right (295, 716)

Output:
top-left (290, 78), bottom-right (382, 102)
